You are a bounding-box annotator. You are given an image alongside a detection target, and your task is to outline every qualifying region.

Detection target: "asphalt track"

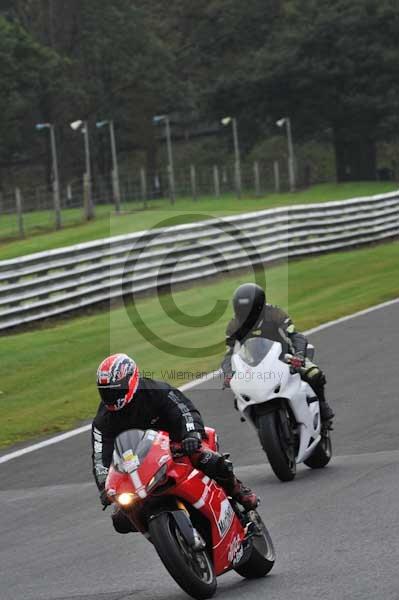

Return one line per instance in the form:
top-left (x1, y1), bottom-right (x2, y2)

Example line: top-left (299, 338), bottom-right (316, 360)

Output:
top-left (1, 302), bottom-right (399, 600)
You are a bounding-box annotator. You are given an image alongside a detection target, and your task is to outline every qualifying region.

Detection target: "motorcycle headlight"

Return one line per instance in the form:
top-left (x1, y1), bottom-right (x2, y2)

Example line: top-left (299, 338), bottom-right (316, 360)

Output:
top-left (146, 463), bottom-right (168, 493)
top-left (117, 492), bottom-right (136, 507)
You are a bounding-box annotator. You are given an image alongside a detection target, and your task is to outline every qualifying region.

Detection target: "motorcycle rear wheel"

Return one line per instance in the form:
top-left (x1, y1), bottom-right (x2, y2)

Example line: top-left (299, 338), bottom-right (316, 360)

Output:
top-left (149, 512), bottom-right (217, 600)
top-left (257, 410), bottom-right (296, 482)
top-left (304, 430), bottom-right (332, 469)
top-left (234, 512), bottom-right (275, 579)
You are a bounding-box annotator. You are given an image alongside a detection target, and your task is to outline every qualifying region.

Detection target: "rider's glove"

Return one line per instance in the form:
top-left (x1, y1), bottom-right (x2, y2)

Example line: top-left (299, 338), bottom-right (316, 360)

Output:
top-left (100, 488), bottom-right (112, 509)
top-left (182, 431), bottom-right (202, 455)
top-left (291, 352), bottom-right (305, 369)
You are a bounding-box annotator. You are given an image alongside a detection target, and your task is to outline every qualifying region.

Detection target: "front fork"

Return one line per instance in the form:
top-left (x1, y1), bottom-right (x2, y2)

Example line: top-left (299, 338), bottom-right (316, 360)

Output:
top-left (277, 407), bottom-right (296, 452)
top-left (149, 499), bottom-right (206, 552)
top-left (252, 400), bottom-right (297, 453)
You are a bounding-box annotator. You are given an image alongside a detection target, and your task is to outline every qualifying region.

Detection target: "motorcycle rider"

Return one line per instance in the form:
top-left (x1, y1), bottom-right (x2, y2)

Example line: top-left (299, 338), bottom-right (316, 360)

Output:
top-left (92, 353), bottom-right (258, 534)
top-left (222, 283), bottom-right (334, 425)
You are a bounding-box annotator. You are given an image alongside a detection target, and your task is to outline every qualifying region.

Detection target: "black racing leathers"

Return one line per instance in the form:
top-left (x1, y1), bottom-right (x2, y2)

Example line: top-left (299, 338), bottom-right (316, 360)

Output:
top-left (222, 303), bottom-right (308, 377)
top-left (91, 377), bottom-right (205, 491)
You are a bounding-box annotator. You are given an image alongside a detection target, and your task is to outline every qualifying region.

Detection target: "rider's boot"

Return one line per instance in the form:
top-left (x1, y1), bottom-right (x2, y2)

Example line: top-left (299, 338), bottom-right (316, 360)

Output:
top-left (230, 479), bottom-right (259, 511)
top-left (317, 385), bottom-right (334, 427)
top-left (193, 450), bottom-right (259, 511)
top-left (319, 398), bottom-right (335, 427)
top-left (217, 472), bottom-right (259, 511)
top-left (304, 365), bottom-right (334, 427)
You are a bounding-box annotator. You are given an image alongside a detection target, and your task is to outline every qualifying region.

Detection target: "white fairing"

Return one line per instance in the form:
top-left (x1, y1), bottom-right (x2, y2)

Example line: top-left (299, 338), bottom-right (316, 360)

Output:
top-left (230, 338), bottom-right (321, 464)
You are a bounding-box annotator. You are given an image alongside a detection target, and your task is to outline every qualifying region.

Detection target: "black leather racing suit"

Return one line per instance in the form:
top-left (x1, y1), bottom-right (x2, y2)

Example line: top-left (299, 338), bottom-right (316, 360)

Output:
top-left (221, 303), bottom-right (328, 406)
top-left (91, 377), bottom-right (237, 531)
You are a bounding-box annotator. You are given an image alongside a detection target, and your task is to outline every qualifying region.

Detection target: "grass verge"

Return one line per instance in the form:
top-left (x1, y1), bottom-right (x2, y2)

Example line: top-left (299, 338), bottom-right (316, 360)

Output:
top-left (1, 181), bottom-right (397, 260)
top-left (1, 239), bottom-right (399, 448)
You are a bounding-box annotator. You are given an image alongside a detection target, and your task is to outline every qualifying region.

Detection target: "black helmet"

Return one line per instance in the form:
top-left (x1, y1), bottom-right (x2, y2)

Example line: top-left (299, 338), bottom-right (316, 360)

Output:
top-left (232, 283), bottom-right (266, 329)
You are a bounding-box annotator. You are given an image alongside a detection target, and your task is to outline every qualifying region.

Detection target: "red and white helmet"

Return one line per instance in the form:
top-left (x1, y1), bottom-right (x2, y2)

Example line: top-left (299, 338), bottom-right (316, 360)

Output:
top-left (96, 354), bottom-right (139, 412)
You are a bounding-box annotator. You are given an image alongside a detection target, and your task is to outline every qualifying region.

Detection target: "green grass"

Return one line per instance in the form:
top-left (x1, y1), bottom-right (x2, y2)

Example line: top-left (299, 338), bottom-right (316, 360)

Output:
top-left (1, 239), bottom-right (399, 448)
top-left (1, 181), bottom-right (396, 260)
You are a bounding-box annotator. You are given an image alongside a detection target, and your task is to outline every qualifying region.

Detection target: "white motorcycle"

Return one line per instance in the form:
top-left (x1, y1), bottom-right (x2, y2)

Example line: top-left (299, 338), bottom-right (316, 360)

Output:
top-left (230, 337), bottom-right (332, 482)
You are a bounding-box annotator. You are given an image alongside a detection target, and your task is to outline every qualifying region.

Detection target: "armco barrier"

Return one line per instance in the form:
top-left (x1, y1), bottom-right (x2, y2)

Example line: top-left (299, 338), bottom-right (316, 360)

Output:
top-left (0, 192), bottom-right (398, 330)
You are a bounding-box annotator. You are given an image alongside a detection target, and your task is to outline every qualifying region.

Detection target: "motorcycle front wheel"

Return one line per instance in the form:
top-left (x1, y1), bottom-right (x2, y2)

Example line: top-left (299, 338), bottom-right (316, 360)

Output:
top-left (149, 512), bottom-right (217, 600)
top-left (257, 410), bottom-right (296, 482)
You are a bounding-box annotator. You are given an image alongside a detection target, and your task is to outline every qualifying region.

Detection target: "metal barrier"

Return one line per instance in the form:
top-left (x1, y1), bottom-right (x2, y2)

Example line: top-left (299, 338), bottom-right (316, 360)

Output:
top-left (0, 192), bottom-right (398, 330)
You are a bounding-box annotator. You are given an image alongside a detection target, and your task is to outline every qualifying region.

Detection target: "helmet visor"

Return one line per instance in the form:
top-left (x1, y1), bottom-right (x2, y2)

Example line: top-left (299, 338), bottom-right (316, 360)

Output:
top-left (235, 299), bottom-right (253, 326)
top-left (235, 301), bottom-right (264, 329)
top-left (98, 384), bottom-right (127, 407)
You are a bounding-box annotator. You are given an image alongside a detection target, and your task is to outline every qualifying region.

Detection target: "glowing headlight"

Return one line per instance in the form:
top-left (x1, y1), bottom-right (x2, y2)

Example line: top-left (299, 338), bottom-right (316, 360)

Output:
top-left (117, 493), bottom-right (136, 506)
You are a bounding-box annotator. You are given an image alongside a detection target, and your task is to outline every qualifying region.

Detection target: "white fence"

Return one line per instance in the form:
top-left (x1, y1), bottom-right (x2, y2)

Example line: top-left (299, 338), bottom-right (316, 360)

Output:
top-left (0, 192), bottom-right (398, 331)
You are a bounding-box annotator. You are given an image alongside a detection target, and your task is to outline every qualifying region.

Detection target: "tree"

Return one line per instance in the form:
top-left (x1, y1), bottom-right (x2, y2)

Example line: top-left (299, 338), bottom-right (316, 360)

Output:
top-left (69, 0), bottom-right (178, 174)
top-left (5, 0), bottom-right (398, 187)
top-left (162, 0), bottom-right (399, 181)
top-left (4, 1), bottom-right (179, 180)
top-left (150, 0), bottom-right (289, 159)
top-left (209, 0), bottom-right (399, 181)
top-left (0, 15), bottom-right (63, 165)
top-left (259, 0), bottom-right (399, 180)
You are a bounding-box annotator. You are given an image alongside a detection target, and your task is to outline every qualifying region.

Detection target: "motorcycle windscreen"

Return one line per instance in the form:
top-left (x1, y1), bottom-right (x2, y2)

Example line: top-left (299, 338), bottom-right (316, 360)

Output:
top-left (237, 337), bottom-right (276, 367)
top-left (113, 429), bottom-right (158, 473)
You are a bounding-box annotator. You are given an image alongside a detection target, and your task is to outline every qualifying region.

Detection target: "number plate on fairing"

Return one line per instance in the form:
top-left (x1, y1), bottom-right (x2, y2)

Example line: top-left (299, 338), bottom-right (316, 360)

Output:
top-left (217, 499), bottom-right (235, 537)
top-left (122, 449), bottom-right (140, 472)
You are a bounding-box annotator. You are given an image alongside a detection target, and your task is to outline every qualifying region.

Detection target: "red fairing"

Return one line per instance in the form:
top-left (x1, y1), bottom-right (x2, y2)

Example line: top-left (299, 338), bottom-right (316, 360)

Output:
top-left (174, 469), bottom-right (245, 574)
top-left (105, 427), bottom-right (246, 576)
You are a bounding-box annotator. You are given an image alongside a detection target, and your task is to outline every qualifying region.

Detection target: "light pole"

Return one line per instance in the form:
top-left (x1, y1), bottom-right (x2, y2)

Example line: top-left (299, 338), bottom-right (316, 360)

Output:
top-left (70, 120), bottom-right (94, 219)
top-left (153, 114), bottom-right (175, 204)
top-left (96, 120), bottom-right (121, 213)
top-left (276, 117), bottom-right (296, 192)
top-left (35, 123), bottom-right (61, 229)
top-left (221, 116), bottom-right (242, 198)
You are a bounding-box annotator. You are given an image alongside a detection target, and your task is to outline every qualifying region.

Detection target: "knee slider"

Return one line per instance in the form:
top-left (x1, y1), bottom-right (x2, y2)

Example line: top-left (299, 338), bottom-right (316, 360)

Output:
top-left (216, 457), bottom-right (234, 480)
top-left (306, 366), bottom-right (326, 385)
top-left (223, 458), bottom-right (234, 473)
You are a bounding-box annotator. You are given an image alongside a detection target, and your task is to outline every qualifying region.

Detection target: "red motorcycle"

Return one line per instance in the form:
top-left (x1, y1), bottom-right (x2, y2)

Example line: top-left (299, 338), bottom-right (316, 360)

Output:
top-left (105, 427), bottom-right (275, 599)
